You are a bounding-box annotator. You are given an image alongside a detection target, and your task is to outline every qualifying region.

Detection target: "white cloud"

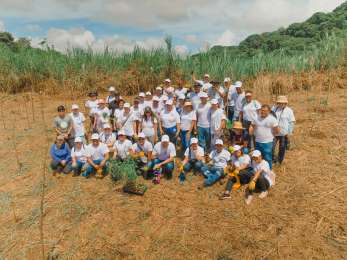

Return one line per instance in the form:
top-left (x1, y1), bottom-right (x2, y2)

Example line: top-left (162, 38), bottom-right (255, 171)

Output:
top-left (174, 45), bottom-right (189, 56)
top-left (0, 20), bottom-right (5, 32)
top-left (213, 30), bottom-right (237, 46)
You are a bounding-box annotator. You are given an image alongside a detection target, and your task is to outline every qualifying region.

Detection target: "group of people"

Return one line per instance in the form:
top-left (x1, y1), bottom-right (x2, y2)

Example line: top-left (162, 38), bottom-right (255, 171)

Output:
top-left (50, 75), bottom-right (295, 204)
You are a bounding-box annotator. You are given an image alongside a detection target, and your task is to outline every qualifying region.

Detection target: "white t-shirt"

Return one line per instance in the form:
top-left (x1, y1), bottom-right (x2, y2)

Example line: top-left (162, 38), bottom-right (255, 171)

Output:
top-left (86, 143), bottom-right (109, 161)
top-left (151, 105), bottom-right (163, 118)
top-left (233, 92), bottom-right (246, 117)
top-left (160, 109), bottom-right (180, 129)
top-left (117, 111), bottom-right (136, 136)
top-left (95, 107), bottom-right (111, 130)
top-left (208, 86), bottom-right (225, 107)
top-left (210, 108), bottom-right (226, 134)
top-left (188, 92), bottom-right (201, 110)
top-left (227, 86), bottom-right (236, 107)
top-left (99, 132), bottom-right (117, 146)
top-left (143, 100), bottom-right (153, 109)
top-left (153, 142), bottom-right (176, 161)
top-left (197, 102), bottom-right (211, 128)
top-left (272, 106), bottom-right (295, 136)
top-left (209, 149), bottom-right (231, 169)
top-left (113, 108), bottom-right (123, 119)
top-left (131, 106), bottom-right (144, 121)
top-left (180, 111), bottom-right (197, 131)
top-left (175, 88), bottom-right (187, 97)
top-left (202, 82), bottom-right (212, 92)
top-left (252, 115), bottom-right (278, 143)
top-left (113, 139), bottom-right (133, 160)
top-left (242, 100), bottom-right (261, 122)
top-left (231, 154), bottom-right (251, 168)
top-left (85, 100), bottom-right (99, 116)
top-left (252, 159), bottom-right (274, 186)
top-left (71, 146), bottom-right (87, 163)
top-left (184, 146), bottom-right (204, 160)
top-left (132, 141), bottom-right (153, 163)
top-left (141, 117), bottom-right (158, 137)
top-left (69, 112), bottom-right (86, 137)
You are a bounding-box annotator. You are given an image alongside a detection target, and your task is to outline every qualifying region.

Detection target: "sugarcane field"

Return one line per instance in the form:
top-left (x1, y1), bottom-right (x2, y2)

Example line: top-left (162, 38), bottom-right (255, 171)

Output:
top-left (1, 1), bottom-right (347, 259)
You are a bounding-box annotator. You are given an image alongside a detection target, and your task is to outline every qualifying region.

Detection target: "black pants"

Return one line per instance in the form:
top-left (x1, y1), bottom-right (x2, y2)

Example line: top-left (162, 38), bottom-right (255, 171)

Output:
top-left (243, 120), bottom-right (254, 149)
top-left (225, 167), bottom-right (254, 192)
top-left (249, 175), bottom-right (270, 194)
top-left (272, 136), bottom-right (286, 163)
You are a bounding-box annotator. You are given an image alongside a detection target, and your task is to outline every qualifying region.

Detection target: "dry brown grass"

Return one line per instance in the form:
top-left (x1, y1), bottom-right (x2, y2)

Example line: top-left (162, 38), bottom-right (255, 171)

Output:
top-left (0, 70), bottom-right (347, 259)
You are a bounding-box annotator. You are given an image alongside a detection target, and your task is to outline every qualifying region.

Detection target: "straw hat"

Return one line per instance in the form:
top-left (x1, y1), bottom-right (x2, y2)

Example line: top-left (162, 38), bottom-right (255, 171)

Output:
top-left (276, 95), bottom-right (288, 103)
top-left (232, 121), bottom-right (244, 130)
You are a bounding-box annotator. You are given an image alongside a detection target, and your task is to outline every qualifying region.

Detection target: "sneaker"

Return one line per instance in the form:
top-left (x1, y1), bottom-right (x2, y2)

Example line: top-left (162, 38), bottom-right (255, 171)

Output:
top-left (81, 172), bottom-right (89, 178)
top-left (220, 193), bottom-right (231, 200)
top-left (245, 195), bottom-right (253, 205)
top-left (258, 191), bottom-right (268, 199)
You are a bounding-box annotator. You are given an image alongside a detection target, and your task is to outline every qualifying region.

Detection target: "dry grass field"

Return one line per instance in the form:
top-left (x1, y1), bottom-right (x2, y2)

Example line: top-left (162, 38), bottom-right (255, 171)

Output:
top-left (0, 70), bottom-right (347, 259)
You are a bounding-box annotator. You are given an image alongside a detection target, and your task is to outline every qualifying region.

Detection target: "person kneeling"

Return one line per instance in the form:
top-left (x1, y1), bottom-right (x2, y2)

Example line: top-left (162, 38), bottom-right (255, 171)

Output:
top-left (50, 135), bottom-right (72, 175)
top-left (130, 132), bottom-right (153, 176)
top-left (112, 130), bottom-right (132, 161)
top-left (83, 133), bottom-right (109, 178)
top-left (202, 139), bottom-right (231, 187)
top-left (245, 150), bottom-right (276, 205)
top-left (221, 145), bottom-right (253, 199)
top-left (146, 135), bottom-right (176, 179)
top-left (179, 137), bottom-right (205, 183)
top-left (71, 137), bottom-right (87, 176)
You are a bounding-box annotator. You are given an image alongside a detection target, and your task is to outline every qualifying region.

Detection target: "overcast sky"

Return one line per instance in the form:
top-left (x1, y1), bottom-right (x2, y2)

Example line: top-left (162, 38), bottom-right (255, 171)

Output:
top-left (0, 0), bottom-right (345, 54)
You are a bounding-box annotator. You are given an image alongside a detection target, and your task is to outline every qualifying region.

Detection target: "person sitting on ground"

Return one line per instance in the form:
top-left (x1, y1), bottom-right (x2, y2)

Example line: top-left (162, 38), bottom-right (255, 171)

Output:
top-left (230, 121), bottom-right (248, 148)
top-left (221, 145), bottom-right (253, 199)
top-left (50, 135), bottom-right (72, 175)
top-left (71, 137), bottom-right (87, 176)
top-left (245, 150), bottom-right (276, 205)
top-left (53, 105), bottom-right (74, 148)
top-left (130, 132), bottom-right (153, 176)
top-left (85, 91), bottom-right (99, 130)
top-left (83, 133), bottom-right (109, 178)
top-left (112, 130), bottom-right (133, 160)
top-left (93, 99), bottom-right (111, 133)
top-left (140, 106), bottom-right (158, 144)
top-left (249, 104), bottom-right (280, 169)
top-left (116, 103), bottom-right (136, 141)
top-left (201, 139), bottom-right (231, 187)
top-left (272, 95), bottom-right (295, 164)
top-left (99, 123), bottom-right (117, 154)
top-left (178, 137), bottom-right (205, 183)
top-left (210, 99), bottom-right (227, 146)
top-left (70, 104), bottom-right (86, 143)
top-left (160, 99), bottom-right (181, 143)
top-left (146, 135), bottom-right (176, 179)
top-left (180, 101), bottom-right (197, 153)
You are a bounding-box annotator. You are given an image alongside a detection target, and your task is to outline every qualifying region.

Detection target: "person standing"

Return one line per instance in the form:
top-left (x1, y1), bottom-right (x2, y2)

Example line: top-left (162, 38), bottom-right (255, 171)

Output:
top-left (85, 91), bottom-right (99, 131)
top-left (93, 99), bottom-right (111, 133)
top-left (179, 101), bottom-right (197, 153)
top-left (210, 99), bottom-right (227, 146)
top-left (187, 82), bottom-right (202, 110)
top-left (175, 79), bottom-right (188, 97)
top-left (160, 100), bottom-right (181, 143)
top-left (70, 104), bottom-right (86, 143)
top-left (140, 107), bottom-right (159, 144)
top-left (226, 78), bottom-right (235, 122)
top-left (53, 105), bottom-right (74, 148)
top-left (249, 105), bottom-right (280, 169)
top-left (231, 81), bottom-right (245, 121)
top-left (272, 96), bottom-right (295, 164)
top-left (208, 80), bottom-right (225, 107)
top-left (196, 92), bottom-right (211, 152)
top-left (116, 103), bottom-right (136, 140)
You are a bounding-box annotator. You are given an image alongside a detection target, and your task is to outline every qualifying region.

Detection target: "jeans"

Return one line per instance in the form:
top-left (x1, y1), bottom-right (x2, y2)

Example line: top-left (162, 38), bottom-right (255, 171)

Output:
top-left (242, 120), bottom-right (254, 149)
top-left (272, 136), bottom-right (286, 164)
top-left (163, 126), bottom-right (177, 144)
top-left (256, 142), bottom-right (274, 169)
top-left (180, 130), bottom-right (191, 152)
top-left (197, 127), bottom-right (211, 152)
top-left (225, 167), bottom-right (254, 192)
top-left (72, 160), bottom-right (85, 175)
top-left (182, 160), bottom-right (204, 175)
top-left (227, 106), bottom-right (234, 122)
top-left (147, 158), bottom-right (175, 179)
top-left (50, 160), bottom-right (72, 174)
top-left (201, 165), bottom-right (224, 186)
top-left (83, 159), bottom-right (108, 178)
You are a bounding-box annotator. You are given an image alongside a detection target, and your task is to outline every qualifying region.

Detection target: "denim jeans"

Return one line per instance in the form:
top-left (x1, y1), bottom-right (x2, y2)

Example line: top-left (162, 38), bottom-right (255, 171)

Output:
top-left (227, 106), bottom-right (234, 122)
top-left (242, 120), bottom-right (254, 149)
top-left (255, 141), bottom-right (274, 169)
top-left (201, 165), bottom-right (224, 186)
top-left (197, 127), bottom-right (211, 152)
top-left (83, 159), bottom-right (108, 177)
top-left (163, 126), bottom-right (177, 144)
top-left (183, 160), bottom-right (204, 175)
top-left (272, 136), bottom-right (286, 164)
top-left (72, 160), bottom-right (85, 175)
top-left (180, 130), bottom-right (191, 153)
top-left (147, 158), bottom-right (175, 179)
top-left (50, 160), bottom-right (72, 174)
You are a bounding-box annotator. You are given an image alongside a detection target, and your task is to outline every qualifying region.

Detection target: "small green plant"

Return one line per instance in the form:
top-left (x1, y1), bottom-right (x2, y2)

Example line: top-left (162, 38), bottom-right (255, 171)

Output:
top-left (108, 157), bottom-right (138, 182)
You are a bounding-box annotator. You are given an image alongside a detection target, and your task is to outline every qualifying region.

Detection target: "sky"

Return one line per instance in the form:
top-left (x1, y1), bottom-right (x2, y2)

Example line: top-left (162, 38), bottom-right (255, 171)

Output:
top-left (0, 0), bottom-right (345, 54)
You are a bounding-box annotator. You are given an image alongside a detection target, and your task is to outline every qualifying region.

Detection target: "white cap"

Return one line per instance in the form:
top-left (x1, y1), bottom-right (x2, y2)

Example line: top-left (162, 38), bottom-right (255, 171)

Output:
top-left (156, 86), bottom-right (162, 91)
top-left (166, 87), bottom-right (174, 93)
top-left (162, 95), bottom-right (168, 101)
top-left (109, 86), bottom-right (115, 92)
top-left (204, 74), bottom-right (210, 78)
top-left (98, 99), bottom-right (106, 104)
top-left (139, 92), bottom-right (145, 97)
top-left (118, 130), bottom-right (125, 136)
top-left (190, 137), bottom-right (198, 144)
top-left (166, 99), bottom-right (173, 105)
top-left (124, 103), bottom-right (131, 108)
top-left (71, 104), bottom-right (79, 110)
top-left (178, 94), bottom-right (185, 100)
top-left (103, 123), bottom-right (111, 129)
top-left (234, 81), bottom-right (243, 88)
top-left (199, 92), bottom-right (208, 98)
top-left (138, 132), bottom-right (146, 139)
top-left (74, 137), bottom-right (83, 143)
top-left (152, 96), bottom-right (160, 102)
top-left (146, 91), bottom-right (152, 96)
top-left (211, 99), bottom-right (219, 105)
top-left (215, 139), bottom-right (223, 145)
top-left (224, 77), bottom-right (231, 83)
top-left (233, 145), bottom-right (242, 152)
top-left (164, 79), bottom-right (171, 83)
top-left (161, 135), bottom-right (170, 142)
top-left (91, 133), bottom-right (99, 140)
top-left (252, 150), bottom-right (262, 157)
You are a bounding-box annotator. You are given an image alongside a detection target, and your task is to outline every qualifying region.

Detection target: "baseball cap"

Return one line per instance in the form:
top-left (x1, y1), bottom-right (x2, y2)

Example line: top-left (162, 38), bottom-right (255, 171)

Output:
top-left (184, 101), bottom-right (192, 107)
top-left (109, 86), bottom-right (115, 92)
top-left (224, 77), bottom-right (231, 83)
top-left (245, 92), bottom-right (252, 97)
top-left (164, 79), bottom-right (171, 83)
top-left (166, 99), bottom-right (173, 105)
top-left (161, 135), bottom-right (170, 142)
top-left (162, 95), bottom-right (169, 101)
top-left (198, 92), bottom-right (208, 98)
top-left (190, 137), bottom-right (198, 144)
top-left (178, 94), bottom-right (185, 100)
top-left (118, 130), bottom-right (125, 136)
top-left (103, 123), bottom-right (111, 129)
top-left (233, 145), bottom-right (242, 152)
top-left (156, 86), bottom-right (162, 91)
top-left (194, 81), bottom-right (202, 87)
top-left (204, 74), bottom-right (210, 78)
top-left (252, 150), bottom-right (262, 157)
top-left (152, 96), bottom-right (160, 102)
top-left (215, 139), bottom-right (223, 145)
top-left (124, 103), bottom-right (131, 108)
top-left (138, 132), bottom-right (146, 139)
top-left (71, 104), bottom-right (79, 110)
top-left (211, 99), bottom-right (219, 105)
top-left (91, 133), bottom-right (99, 140)
top-left (146, 91), bottom-right (152, 96)
top-left (139, 92), bottom-right (145, 97)
top-left (74, 137), bottom-right (83, 143)
top-left (234, 81), bottom-right (243, 88)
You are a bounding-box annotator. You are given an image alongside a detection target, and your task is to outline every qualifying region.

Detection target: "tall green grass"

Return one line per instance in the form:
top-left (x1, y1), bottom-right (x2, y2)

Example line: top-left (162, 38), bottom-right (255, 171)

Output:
top-left (0, 34), bottom-right (345, 93)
